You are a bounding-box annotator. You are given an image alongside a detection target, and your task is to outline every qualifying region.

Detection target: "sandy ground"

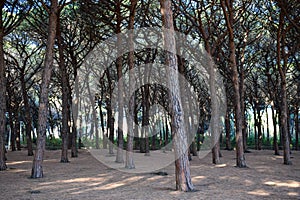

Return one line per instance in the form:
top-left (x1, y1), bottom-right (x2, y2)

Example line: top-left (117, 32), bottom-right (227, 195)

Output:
top-left (1, 149), bottom-right (299, 200)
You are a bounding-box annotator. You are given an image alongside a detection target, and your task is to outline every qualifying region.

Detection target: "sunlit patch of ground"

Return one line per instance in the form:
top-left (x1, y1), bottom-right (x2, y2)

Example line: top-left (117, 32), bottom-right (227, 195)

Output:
top-left (0, 149), bottom-right (299, 200)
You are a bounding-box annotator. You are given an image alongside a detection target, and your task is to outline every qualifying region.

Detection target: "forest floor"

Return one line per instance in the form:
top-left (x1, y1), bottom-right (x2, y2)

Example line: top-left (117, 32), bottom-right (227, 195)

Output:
top-left (1, 148), bottom-right (299, 200)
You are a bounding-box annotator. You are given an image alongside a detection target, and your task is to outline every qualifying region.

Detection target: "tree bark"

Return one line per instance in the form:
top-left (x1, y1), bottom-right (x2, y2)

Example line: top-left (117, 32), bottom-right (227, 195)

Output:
top-left (14, 113), bottom-right (21, 151)
top-left (225, 109), bottom-right (231, 150)
top-left (57, 11), bottom-right (69, 163)
top-left (160, 0), bottom-right (194, 191)
top-left (107, 100), bottom-right (114, 155)
top-left (125, 0), bottom-right (137, 169)
top-left (99, 95), bottom-right (107, 149)
top-left (257, 106), bottom-right (262, 150)
top-left (7, 95), bottom-right (16, 152)
top-left (31, 0), bottom-right (59, 178)
top-left (295, 105), bottom-right (299, 150)
top-left (277, 8), bottom-right (291, 165)
top-left (0, 0), bottom-right (7, 169)
top-left (266, 106), bottom-right (270, 146)
top-left (20, 69), bottom-right (34, 156)
top-left (221, 0), bottom-right (246, 167)
top-left (271, 105), bottom-right (280, 155)
top-left (253, 105), bottom-right (258, 150)
top-left (143, 85), bottom-right (150, 156)
top-left (115, 0), bottom-right (124, 163)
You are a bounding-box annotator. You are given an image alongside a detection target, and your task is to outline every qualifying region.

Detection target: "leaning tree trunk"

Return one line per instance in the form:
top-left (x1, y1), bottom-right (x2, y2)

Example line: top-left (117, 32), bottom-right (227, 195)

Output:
top-left (160, 0), bottom-right (194, 192)
top-left (31, 0), bottom-right (58, 178)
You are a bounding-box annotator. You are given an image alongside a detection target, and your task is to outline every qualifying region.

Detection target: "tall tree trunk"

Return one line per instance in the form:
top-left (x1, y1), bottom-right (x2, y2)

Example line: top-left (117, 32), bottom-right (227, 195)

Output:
top-left (160, 0), bottom-right (194, 191)
top-left (31, 0), bottom-right (59, 178)
top-left (66, 75), bottom-right (77, 157)
top-left (86, 74), bottom-right (99, 149)
top-left (277, 9), bottom-right (291, 165)
top-left (115, 0), bottom-right (124, 163)
top-left (240, 71), bottom-right (247, 152)
top-left (0, 0), bottom-right (7, 171)
top-left (221, 0), bottom-right (246, 167)
top-left (20, 71), bottom-right (33, 156)
top-left (57, 11), bottom-right (69, 163)
top-left (107, 69), bottom-right (114, 154)
top-left (210, 59), bottom-right (220, 164)
top-left (125, 0), bottom-right (137, 169)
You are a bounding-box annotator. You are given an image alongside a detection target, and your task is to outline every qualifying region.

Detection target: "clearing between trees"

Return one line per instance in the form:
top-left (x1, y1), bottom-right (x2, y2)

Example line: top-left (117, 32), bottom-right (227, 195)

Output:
top-left (1, 149), bottom-right (299, 200)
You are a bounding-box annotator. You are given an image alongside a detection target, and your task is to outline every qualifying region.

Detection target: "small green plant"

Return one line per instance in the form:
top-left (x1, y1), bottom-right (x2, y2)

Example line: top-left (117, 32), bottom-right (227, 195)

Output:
top-left (46, 137), bottom-right (62, 150)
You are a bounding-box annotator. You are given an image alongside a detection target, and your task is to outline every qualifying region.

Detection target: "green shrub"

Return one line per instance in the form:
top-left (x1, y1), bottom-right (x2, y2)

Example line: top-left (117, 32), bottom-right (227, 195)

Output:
top-left (46, 137), bottom-right (62, 150)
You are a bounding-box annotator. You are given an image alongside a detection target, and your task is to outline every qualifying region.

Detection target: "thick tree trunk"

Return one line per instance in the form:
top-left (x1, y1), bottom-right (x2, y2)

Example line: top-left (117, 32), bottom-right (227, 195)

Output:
top-left (279, 80), bottom-right (291, 165)
top-left (210, 58), bottom-right (220, 164)
top-left (125, 0), bottom-right (137, 169)
top-left (160, 0), bottom-right (194, 191)
top-left (221, 0), bottom-right (246, 168)
top-left (57, 13), bottom-right (69, 163)
top-left (115, 0), bottom-right (124, 163)
top-left (277, 10), bottom-right (291, 165)
top-left (31, 0), bottom-right (58, 178)
top-left (240, 72), bottom-right (247, 152)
